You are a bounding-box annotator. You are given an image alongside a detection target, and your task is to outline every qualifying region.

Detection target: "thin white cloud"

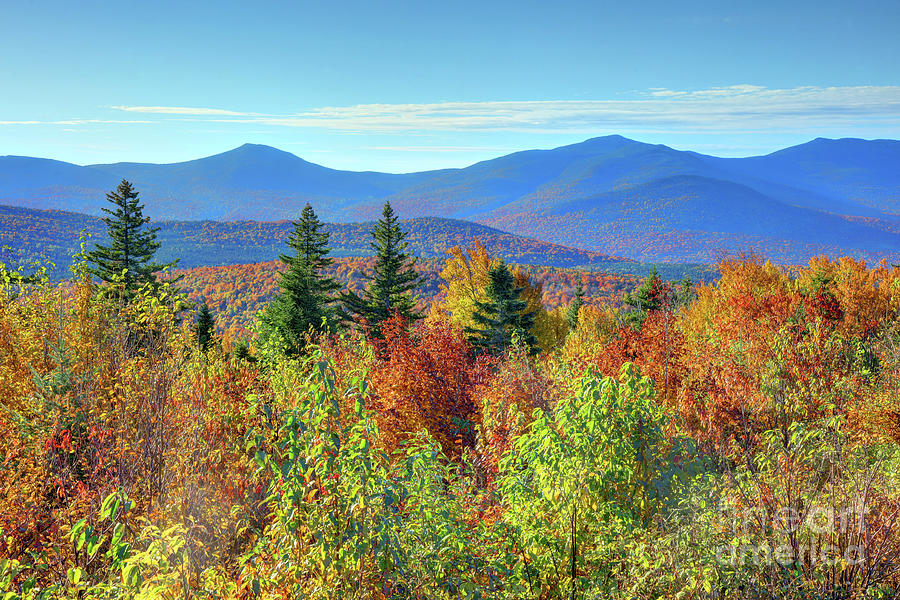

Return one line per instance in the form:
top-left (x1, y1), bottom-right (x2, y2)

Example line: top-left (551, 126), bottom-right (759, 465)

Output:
top-left (192, 85), bottom-right (900, 133)
top-left (110, 105), bottom-right (252, 116)
top-left (10, 86), bottom-right (900, 137)
top-left (0, 119), bottom-right (152, 125)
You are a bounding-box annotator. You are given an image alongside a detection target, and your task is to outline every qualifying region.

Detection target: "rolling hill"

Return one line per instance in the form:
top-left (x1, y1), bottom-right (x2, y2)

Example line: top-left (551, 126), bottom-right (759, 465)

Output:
top-left (0, 204), bottom-right (635, 278)
top-left (2, 136), bottom-right (898, 263)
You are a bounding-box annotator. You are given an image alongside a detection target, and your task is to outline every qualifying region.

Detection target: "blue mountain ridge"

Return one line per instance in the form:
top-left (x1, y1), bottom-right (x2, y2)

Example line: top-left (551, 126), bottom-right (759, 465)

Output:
top-left (1, 136), bottom-right (897, 263)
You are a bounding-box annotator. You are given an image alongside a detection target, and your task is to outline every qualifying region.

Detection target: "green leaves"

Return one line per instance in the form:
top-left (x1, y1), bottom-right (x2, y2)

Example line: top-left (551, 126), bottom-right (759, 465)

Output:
top-left (497, 363), bottom-right (695, 595)
top-left (240, 348), bottom-right (510, 597)
top-left (66, 567), bottom-right (86, 586)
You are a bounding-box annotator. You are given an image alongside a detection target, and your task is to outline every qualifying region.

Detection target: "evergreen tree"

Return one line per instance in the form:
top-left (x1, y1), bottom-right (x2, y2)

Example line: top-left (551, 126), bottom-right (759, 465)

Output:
top-left (259, 203), bottom-right (340, 354)
top-left (232, 338), bottom-right (255, 363)
top-left (87, 179), bottom-right (174, 293)
top-left (194, 303), bottom-right (216, 352)
top-left (465, 262), bottom-right (538, 355)
top-left (674, 275), bottom-right (695, 308)
top-left (622, 267), bottom-right (665, 329)
top-left (341, 201), bottom-right (421, 336)
top-left (566, 283), bottom-right (585, 330)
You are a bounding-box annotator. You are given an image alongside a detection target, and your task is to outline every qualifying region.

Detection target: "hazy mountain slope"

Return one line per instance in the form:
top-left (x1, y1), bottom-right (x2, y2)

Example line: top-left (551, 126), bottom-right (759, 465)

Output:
top-left (706, 138), bottom-right (900, 216)
top-left (0, 156), bottom-right (120, 214)
top-left (0, 204), bottom-right (624, 278)
top-left (87, 143), bottom-right (435, 220)
top-left (360, 135), bottom-right (694, 219)
top-left (481, 175), bottom-right (900, 264)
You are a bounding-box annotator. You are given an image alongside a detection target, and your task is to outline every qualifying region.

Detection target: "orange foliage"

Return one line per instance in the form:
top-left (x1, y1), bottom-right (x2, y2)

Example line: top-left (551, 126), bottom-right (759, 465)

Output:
top-left (367, 315), bottom-right (488, 459)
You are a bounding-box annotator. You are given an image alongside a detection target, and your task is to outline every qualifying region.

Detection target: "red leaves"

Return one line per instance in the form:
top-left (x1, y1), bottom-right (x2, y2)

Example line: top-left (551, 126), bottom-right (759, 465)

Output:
top-left (805, 288), bottom-right (844, 324)
top-left (369, 315), bottom-right (483, 458)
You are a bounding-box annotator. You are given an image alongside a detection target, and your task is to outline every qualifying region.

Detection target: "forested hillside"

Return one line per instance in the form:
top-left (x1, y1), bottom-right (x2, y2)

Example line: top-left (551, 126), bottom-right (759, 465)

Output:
top-left (1, 180), bottom-right (898, 599)
top-left (4, 0), bottom-right (898, 595)
top-left (169, 257), bottom-right (643, 340)
top-left (0, 205), bottom-right (633, 276)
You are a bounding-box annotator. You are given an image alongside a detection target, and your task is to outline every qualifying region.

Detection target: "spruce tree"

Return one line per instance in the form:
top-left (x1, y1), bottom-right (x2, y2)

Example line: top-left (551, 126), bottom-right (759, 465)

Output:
top-left (87, 179), bottom-right (173, 293)
top-left (465, 262), bottom-right (538, 355)
top-left (622, 267), bottom-right (665, 329)
top-left (341, 201), bottom-right (421, 336)
top-left (259, 203), bottom-right (340, 354)
top-left (195, 303), bottom-right (216, 352)
top-left (566, 283), bottom-right (585, 330)
top-left (674, 275), bottom-right (695, 308)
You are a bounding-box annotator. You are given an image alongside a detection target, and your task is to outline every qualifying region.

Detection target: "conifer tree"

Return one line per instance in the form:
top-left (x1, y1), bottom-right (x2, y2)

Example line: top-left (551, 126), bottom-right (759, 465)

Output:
top-left (674, 275), bottom-right (695, 308)
top-left (566, 283), bottom-right (585, 330)
top-left (342, 201), bottom-right (421, 336)
top-left (194, 303), bottom-right (216, 352)
top-left (465, 262), bottom-right (538, 355)
top-left (622, 267), bottom-right (665, 329)
top-left (87, 179), bottom-right (173, 293)
top-left (260, 203), bottom-right (340, 354)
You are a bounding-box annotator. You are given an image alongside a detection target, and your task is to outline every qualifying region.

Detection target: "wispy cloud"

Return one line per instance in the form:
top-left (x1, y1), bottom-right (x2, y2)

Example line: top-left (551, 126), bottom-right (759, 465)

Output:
top-left (109, 105), bottom-right (253, 116)
top-left (11, 86), bottom-right (900, 137)
top-left (181, 85), bottom-right (900, 134)
top-left (0, 119), bottom-right (152, 125)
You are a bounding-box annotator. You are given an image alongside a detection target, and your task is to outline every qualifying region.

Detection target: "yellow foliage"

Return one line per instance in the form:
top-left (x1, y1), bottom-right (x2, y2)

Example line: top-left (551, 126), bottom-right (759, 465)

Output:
top-left (534, 305), bottom-right (569, 353)
top-left (429, 238), bottom-right (496, 329)
top-left (432, 239), bottom-right (565, 350)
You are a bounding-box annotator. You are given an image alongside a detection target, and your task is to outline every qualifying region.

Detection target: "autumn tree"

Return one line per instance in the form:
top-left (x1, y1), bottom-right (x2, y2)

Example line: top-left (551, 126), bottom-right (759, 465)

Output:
top-left (369, 315), bottom-right (482, 458)
top-left (342, 202), bottom-right (421, 336)
top-left (465, 262), bottom-right (537, 355)
top-left (87, 179), bottom-right (174, 293)
top-left (434, 241), bottom-right (563, 352)
top-left (260, 202), bottom-right (340, 353)
top-left (431, 239), bottom-right (494, 330)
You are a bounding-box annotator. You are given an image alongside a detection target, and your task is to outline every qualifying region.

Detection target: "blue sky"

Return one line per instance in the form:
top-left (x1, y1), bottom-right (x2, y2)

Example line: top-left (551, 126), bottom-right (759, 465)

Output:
top-left (1, 0), bottom-right (898, 172)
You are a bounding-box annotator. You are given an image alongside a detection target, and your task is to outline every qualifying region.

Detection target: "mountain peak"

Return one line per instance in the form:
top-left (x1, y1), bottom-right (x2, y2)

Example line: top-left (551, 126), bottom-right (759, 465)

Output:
top-left (577, 134), bottom-right (639, 147)
top-left (234, 142), bottom-right (282, 152)
top-left (222, 143), bottom-right (301, 159)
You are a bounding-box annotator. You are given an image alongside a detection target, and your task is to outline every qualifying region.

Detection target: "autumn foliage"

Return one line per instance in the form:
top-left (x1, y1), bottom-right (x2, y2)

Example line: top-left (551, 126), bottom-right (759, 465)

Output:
top-left (2, 250), bottom-right (899, 599)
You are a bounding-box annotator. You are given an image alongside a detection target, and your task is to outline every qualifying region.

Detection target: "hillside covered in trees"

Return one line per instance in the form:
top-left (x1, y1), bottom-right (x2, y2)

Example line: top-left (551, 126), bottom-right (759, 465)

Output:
top-left (0, 204), bottom-right (645, 277)
top-left (3, 246), bottom-right (899, 598)
top-left (168, 256), bottom-right (643, 341)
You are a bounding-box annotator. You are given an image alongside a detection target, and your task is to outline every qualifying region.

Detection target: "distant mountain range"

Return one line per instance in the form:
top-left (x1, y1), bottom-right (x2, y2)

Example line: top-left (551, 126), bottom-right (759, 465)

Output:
top-left (1, 136), bottom-right (898, 264)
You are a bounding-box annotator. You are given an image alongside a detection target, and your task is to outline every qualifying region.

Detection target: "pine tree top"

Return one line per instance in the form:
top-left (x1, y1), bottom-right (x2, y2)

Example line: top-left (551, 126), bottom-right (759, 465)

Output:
top-left (566, 283), bottom-right (585, 329)
top-left (341, 201), bottom-right (422, 336)
top-left (87, 179), bottom-right (174, 293)
top-left (260, 202), bottom-right (342, 355)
